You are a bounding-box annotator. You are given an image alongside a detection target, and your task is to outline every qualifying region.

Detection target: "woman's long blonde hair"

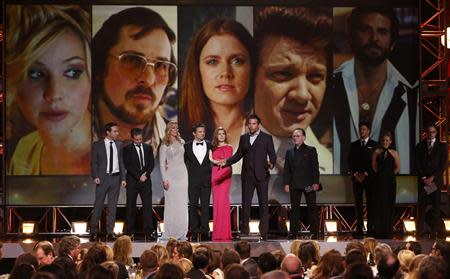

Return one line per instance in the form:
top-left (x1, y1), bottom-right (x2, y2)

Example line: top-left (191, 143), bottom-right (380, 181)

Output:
top-left (5, 5), bottom-right (91, 158)
top-left (162, 121), bottom-right (184, 146)
top-left (113, 235), bottom-right (133, 266)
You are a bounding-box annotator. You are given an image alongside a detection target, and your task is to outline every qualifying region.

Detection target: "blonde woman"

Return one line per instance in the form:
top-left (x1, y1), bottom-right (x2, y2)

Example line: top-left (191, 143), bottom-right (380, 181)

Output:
top-left (6, 5), bottom-right (91, 175)
top-left (150, 244), bottom-right (169, 266)
top-left (159, 121), bottom-right (189, 240)
top-left (113, 235), bottom-right (133, 268)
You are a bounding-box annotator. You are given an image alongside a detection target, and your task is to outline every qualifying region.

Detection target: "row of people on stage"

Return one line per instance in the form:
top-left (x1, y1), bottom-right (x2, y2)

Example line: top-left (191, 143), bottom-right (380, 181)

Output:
top-left (89, 115), bottom-right (447, 241)
top-left (350, 123), bottom-right (447, 239)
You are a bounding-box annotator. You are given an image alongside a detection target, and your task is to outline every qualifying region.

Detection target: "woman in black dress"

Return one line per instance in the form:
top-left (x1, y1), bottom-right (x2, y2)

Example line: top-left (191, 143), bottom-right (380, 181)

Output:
top-left (371, 131), bottom-right (400, 239)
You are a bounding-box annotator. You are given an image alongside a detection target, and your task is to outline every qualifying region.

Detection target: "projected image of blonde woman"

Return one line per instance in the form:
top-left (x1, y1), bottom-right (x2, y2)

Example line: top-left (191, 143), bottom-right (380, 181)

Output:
top-left (6, 5), bottom-right (91, 175)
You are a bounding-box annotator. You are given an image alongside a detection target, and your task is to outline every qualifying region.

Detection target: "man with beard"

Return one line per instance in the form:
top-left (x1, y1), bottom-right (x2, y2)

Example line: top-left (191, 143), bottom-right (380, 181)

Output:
top-left (333, 7), bottom-right (418, 174)
top-left (92, 7), bottom-right (177, 154)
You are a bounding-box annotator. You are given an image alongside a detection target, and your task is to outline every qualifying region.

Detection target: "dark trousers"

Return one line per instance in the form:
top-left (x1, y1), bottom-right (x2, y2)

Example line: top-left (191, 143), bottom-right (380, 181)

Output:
top-left (126, 179), bottom-right (153, 234)
top-left (90, 175), bottom-right (120, 234)
top-left (241, 175), bottom-right (269, 237)
top-left (289, 188), bottom-right (318, 235)
top-left (188, 184), bottom-right (211, 234)
top-left (352, 177), bottom-right (374, 234)
top-left (417, 180), bottom-right (441, 235)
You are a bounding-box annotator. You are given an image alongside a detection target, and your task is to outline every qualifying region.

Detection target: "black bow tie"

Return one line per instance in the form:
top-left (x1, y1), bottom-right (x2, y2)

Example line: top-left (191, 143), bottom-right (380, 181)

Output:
top-left (196, 142), bottom-right (204, 146)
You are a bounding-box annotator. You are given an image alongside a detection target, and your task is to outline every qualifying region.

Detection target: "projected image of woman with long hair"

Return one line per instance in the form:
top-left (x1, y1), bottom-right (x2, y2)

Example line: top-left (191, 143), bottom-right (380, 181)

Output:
top-left (6, 5), bottom-right (91, 175)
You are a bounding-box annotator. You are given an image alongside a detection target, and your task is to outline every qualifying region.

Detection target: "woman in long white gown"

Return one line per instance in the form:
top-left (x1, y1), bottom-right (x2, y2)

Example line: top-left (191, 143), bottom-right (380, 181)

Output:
top-left (159, 121), bottom-right (189, 240)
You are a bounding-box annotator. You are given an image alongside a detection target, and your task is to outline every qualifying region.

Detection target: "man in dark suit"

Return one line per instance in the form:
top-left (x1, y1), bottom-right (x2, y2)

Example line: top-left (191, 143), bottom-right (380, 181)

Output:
top-left (416, 125), bottom-right (448, 238)
top-left (283, 128), bottom-right (320, 239)
top-left (235, 240), bottom-right (258, 279)
top-left (348, 121), bottom-right (378, 237)
top-left (140, 250), bottom-right (158, 279)
top-left (123, 128), bottom-right (156, 241)
top-left (184, 123), bottom-right (212, 241)
top-left (187, 249), bottom-right (210, 279)
top-left (90, 122), bottom-right (126, 241)
top-left (224, 114), bottom-right (276, 240)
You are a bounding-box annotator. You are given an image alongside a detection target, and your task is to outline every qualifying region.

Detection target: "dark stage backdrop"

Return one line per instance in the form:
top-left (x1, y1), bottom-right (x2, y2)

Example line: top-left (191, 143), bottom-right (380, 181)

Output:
top-left (4, 1), bottom-right (419, 206)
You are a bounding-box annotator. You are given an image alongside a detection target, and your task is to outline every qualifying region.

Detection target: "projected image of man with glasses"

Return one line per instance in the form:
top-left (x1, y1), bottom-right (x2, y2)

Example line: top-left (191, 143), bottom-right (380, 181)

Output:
top-left (92, 7), bottom-right (177, 152)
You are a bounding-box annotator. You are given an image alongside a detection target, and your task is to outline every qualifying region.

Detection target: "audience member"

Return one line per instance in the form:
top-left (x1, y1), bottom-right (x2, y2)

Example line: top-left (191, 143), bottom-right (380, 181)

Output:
top-left (86, 265), bottom-right (114, 279)
top-left (155, 263), bottom-right (184, 279)
top-left (235, 241), bottom-right (258, 279)
top-left (376, 252), bottom-right (399, 279)
top-left (208, 250), bottom-right (224, 279)
top-left (37, 264), bottom-right (64, 279)
top-left (113, 236), bottom-right (134, 267)
top-left (166, 238), bottom-right (179, 260)
top-left (78, 243), bottom-right (108, 278)
top-left (280, 253), bottom-right (303, 277)
top-left (222, 248), bottom-right (241, 271)
top-left (31, 272), bottom-right (55, 279)
top-left (150, 245), bottom-right (169, 266)
top-left (271, 250), bottom-right (285, 270)
top-left (177, 241), bottom-right (193, 261)
top-left (404, 241), bottom-right (422, 256)
top-left (257, 252), bottom-right (277, 277)
top-left (363, 238), bottom-right (378, 266)
top-left (33, 241), bottom-right (56, 266)
top-left (416, 256), bottom-right (447, 279)
top-left (261, 270), bottom-right (289, 279)
top-left (224, 264), bottom-right (250, 279)
top-left (187, 249), bottom-right (210, 279)
top-left (15, 253), bottom-right (39, 270)
top-left (289, 240), bottom-right (303, 256)
top-left (310, 249), bottom-right (344, 279)
top-left (9, 264), bottom-right (36, 279)
top-left (344, 263), bottom-right (374, 279)
top-left (58, 236), bottom-right (81, 263)
top-left (178, 258), bottom-right (193, 276)
top-left (299, 241), bottom-right (319, 273)
top-left (397, 250), bottom-right (415, 274)
top-left (100, 262), bottom-right (119, 279)
top-left (140, 250), bottom-right (158, 279)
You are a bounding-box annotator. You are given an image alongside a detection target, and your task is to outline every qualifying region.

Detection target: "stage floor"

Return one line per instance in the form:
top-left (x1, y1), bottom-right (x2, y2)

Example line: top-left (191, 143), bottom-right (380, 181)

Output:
top-left (0, 234), bottom-right (436, 258)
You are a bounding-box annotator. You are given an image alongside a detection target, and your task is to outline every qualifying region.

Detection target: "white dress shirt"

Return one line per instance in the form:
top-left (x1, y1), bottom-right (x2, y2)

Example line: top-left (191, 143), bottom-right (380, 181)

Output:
top-left (104, 138), bottom-right (119, 174)
top-left (249, 130), bottom-right (260, 145)
top-left (193, 140), bottom-right (207, 164)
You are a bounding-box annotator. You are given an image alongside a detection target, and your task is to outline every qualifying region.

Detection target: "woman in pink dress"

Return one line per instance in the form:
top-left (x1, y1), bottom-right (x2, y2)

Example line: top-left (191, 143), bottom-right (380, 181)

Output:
top-left (209, 127), bottom-right (233, 241)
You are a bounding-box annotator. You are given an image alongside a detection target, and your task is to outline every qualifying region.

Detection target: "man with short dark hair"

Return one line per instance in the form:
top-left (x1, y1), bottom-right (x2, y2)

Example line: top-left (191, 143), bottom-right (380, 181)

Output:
top-left (184, 123), bottom-right (212, 241)
top-left (90, 122), bottom-right (126, 241)
top-left (376, 252), bottom-right (399, 279)
top-left (123, 127), bottom-right (156, 240)
top-left (224, 114), bottom-right (276, 240)
top-left (417, 256), bottom-right (448, 279)
top-left (140, 250), bottom-right (158, 279)
top-left (415, 125), bottom-right (447, 238)
top-left (235, 241), bottom-right (258, 279)
top-left (348, 122), bottom-right (377, 237)
top-left (177, 241), bottom-right (193, 261)
top-left (333, 7), bottom-right (417, 174)
top-left (283, 128), bottom-right (320, 239)
top-left (93, 7), bottom-right (177, 154)
top-left (187, 249), bottom-right (210, 279)
top-left (258, 252), bottom-right (277, 277)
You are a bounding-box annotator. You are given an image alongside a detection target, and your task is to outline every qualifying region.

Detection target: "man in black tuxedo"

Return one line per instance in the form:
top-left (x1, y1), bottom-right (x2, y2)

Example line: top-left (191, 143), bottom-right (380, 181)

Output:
top-left (416, 125), bottom-right (448, 238)
top-left (90, 122), bottom-right (126, 241)
top-left (283, 128), bottom-right (320, 239)
top-left (224, 114), bottom-right (276, 240)
top-left (123, 128), bottom-right (156, 240)
top-left (348, 121), bottom-right (378, 237)
top-left (184, 123), bottom-right (212, 241)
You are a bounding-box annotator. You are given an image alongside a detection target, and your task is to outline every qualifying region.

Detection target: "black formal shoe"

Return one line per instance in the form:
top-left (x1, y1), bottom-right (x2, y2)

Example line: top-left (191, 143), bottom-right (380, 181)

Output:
top-left (89, 233), bottom-right (98, 242)
top-left (145, 231), bottom-right (157, 241)
top-left (106, 233), bottom-right (117, 241)
top-left (201, 232), bottom-right (211, 242)
top-left (191, 233), bottom-right (199, 242)
top-left (287, 233), bottom-right (297, 240)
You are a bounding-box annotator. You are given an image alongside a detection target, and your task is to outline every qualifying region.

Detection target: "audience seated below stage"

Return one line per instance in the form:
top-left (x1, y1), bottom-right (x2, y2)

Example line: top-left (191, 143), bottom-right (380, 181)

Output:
top-left (0, 238), bottom-right (449, 279)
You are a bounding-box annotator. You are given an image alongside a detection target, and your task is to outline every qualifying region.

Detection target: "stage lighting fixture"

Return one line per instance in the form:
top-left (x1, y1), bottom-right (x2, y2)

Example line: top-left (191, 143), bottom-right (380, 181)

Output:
top-left (113, 221), bottom-right (124, 235)
top-left (285, 220), bottom-right (290, 232)
top-left (324, 220), bottom-right (338, 234)
top-left (157, 222), bottom-right (165, 234)
top-left (249, 220), bottom-right (260, 233)
top-left (363, 220), bottom-right (367, 232)
top-left (405, 236), bottom-right (416, 242)
top-left (443, 218), bottom-right (450, 232)
top-left (209, 221), bottom-right (214, 231)
top-left (402, 218), bottom-right (416, 233)
top-left (325, 236), bottom-right (338, 242)
top-left (72, 222), bottom-right (88, 235)
top-left (440, 27), bottom-right (450, 49)
top-left (22, 222), bottom-right (36, 235)
top-left (22, 239), bottom-right (34, 244)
